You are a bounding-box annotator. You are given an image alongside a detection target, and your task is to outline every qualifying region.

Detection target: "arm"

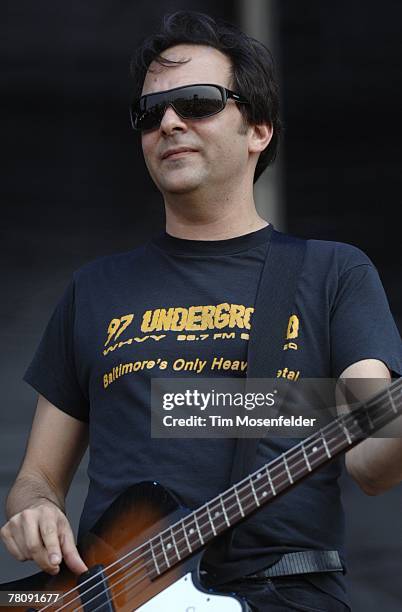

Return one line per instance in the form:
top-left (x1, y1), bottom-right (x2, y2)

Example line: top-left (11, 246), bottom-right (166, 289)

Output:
top-left (1, 394), bottom-right (89, 575)
top-left (337, 358), bottom-right (402, 495)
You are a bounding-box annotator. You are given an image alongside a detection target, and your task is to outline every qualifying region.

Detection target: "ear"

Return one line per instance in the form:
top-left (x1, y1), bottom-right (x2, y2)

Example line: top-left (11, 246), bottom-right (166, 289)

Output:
top-left (248, 123), bottom-right (273, 154)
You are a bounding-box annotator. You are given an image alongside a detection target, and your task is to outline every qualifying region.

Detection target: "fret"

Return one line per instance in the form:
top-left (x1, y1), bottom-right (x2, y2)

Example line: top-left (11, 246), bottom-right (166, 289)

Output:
top-left (169, 526), bottom-right (181, 561)
top-left (340, 418), bottom-right (352, 444)
top-left (160, 533), bottom-right (170, 568)
top-left (322, 435), bottom-right (331, 459)
top-left (149, 538), bottom-right (161, 575)
top-left (302, 444), bottom-right (312, 472)
top-left (306, 439), bottom-right (323, 465)
top-left (283, 455), bottom-right (294, 484)
top-left (265, 465), bottom-right (276, 496)
top-left (365, 407), bottom-right (375, 430)
top-left (234, 486), bottom-right (245, 517)
top-left (206, 504), bottom-right (217, 536)
top-left (250, 476), bottom-right (261, 506)
top-left (181, 519), bottom-right (192, 553)
top-left (219, 495), bottom-right (231, 527)
top-left (162, 531), bottom-right (177, 564)
top-left (193, 512), bottom-right (204, 545)
top-left (209, 500), bottom-right (225, 530)
top-left (389, 389), bottom-right (398, 414)
top-left (199, 508), bottom-right (214, 541)
top-left (352, 406), bottom-right (374, 433)
top-left (182, 516), bottom-right (198, 551)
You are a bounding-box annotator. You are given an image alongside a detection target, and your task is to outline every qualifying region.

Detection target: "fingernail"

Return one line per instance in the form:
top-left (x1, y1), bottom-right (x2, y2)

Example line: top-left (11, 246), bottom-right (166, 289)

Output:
top-left (50, 553), bottom-right (60, 565)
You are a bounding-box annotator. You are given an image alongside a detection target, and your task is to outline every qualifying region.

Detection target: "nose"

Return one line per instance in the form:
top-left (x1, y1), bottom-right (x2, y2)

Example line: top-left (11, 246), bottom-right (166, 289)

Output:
top-left (160, 104), bottom-right (188, 135)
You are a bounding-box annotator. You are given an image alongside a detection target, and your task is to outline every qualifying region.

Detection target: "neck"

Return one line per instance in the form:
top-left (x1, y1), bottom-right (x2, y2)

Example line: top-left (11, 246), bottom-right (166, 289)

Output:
top-left (163, 183), bottom-right (269, 240)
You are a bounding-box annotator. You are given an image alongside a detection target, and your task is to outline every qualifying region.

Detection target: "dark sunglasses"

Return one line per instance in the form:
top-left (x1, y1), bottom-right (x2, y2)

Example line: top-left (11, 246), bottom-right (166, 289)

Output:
top-left (130, 83), bottom-right (249, 131)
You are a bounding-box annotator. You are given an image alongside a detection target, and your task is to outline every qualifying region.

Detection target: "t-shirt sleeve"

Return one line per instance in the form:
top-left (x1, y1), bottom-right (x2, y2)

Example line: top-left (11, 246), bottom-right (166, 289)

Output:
top-left (23, 279), bottom-right (89, 422)
top-left (330, 262), bottom-right (402, 379)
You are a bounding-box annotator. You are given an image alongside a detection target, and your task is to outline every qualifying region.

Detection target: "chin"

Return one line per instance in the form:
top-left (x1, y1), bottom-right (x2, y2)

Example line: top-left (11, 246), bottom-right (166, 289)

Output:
top-left (170, 183), bottom-right (199, 194)
top-left (158, 176), bottom-right (204, 195)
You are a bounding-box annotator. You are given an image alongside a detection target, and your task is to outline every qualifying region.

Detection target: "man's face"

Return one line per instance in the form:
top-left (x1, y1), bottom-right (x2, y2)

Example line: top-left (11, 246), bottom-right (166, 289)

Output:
top-left (140, 44), bottom-right (253, 197)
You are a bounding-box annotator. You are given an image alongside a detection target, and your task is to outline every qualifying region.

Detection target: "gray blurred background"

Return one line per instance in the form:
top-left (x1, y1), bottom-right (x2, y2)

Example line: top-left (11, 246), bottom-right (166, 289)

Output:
top-left (1, 1), bottom-right (401, 610)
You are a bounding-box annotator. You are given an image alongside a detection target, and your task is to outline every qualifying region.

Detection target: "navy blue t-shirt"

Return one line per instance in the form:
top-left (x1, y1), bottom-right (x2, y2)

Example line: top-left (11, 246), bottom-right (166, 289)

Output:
top-left (24, 225), bottom-right (402, 605)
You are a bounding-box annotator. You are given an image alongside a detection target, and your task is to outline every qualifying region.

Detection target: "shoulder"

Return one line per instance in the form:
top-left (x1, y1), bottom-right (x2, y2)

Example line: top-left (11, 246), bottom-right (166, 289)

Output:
top-left (278, 231), bottom-right (376, 278)
top-left (71, 244), bottom-right (149, 285)
top-left (306, 238), bottom-right (373, 272)
top-left (276, 232), bottom-right (379, 305)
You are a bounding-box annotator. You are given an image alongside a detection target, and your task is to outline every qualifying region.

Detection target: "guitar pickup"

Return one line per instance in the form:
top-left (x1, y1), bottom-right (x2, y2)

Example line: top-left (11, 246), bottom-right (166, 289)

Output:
top-left (78, 564), bottom-right (115, 611)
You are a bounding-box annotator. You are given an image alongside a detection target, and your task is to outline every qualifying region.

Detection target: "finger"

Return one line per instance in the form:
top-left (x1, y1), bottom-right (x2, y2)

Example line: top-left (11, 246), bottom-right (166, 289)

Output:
top-left (8, 515), bottom-right (34, 560)
top-left (20, 512), bottom-right (58, 574)
top-left (0, 524), bottom-right (26, 561)
top-left (39, 515), bottom-right (63, 571)
top-left (60, 522), bottom-right (88, 575)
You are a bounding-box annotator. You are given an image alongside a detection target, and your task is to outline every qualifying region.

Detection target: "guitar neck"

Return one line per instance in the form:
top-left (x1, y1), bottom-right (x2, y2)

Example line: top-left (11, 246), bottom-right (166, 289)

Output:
top-left (145, 378), bottom-right (402, 578)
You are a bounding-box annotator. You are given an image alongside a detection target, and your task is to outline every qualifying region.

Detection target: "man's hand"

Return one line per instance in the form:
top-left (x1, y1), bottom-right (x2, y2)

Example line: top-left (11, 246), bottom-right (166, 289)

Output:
top-left (0, 499), bottom-right (88, 576)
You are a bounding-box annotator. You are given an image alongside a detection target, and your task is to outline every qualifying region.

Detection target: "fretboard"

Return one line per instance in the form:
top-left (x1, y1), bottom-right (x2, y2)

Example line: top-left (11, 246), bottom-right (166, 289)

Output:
top-left (144, 378), bottom-right (402, 578)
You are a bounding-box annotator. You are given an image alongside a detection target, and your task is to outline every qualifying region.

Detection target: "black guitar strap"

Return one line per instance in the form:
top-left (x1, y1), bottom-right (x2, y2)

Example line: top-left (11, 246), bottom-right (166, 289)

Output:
top-left (202, 229), bottom-right (309, 582)
top-left (229, 229), bottom-right (307, 485)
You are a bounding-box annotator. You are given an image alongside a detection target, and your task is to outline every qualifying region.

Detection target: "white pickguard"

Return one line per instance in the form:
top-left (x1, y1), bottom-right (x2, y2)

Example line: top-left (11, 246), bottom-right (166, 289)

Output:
top-left (137, 572), bottom-right (245, 611)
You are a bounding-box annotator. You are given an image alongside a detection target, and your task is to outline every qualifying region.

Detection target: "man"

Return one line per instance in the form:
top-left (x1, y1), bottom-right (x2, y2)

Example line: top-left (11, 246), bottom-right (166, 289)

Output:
top-left (1, 11), bottom-right (402, 611)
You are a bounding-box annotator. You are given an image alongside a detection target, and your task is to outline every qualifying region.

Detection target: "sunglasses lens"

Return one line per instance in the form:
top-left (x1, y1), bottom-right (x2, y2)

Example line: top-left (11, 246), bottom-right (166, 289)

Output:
top-left (174, 86), bottom-right (224, 118)
top-left (134, 95), bottom-right (166, 130)
top-left (133, 85), bottom-right (225, 130)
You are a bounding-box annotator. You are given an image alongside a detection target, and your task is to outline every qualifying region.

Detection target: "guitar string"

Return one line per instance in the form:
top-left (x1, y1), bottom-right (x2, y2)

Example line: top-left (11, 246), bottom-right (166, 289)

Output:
top-left (40, 381), bottom-right (402, 612)
top-left (86, 386), bottom-right (402, 612)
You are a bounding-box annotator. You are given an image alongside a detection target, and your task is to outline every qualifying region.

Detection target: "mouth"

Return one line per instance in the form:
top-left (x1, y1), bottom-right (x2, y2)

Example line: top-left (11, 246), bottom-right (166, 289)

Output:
top-left (161, 148), bottom-right (198, 160)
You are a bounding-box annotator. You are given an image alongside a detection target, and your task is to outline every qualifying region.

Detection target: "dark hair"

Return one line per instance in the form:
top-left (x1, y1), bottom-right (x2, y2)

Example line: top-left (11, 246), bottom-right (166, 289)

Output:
top-left (130, 11), bottom-right (281, 183)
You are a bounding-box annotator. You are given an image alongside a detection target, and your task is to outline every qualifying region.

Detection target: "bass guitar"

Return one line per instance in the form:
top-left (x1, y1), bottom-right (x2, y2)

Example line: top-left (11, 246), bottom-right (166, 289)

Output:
top-left (1, 378), bottom-right (401, 611)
